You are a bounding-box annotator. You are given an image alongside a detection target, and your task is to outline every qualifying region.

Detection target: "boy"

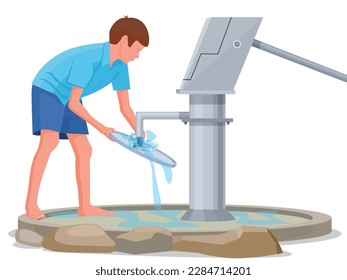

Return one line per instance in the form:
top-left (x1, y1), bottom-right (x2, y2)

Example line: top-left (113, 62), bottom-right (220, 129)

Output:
top-left (26, 17), bottom-right (149, 219)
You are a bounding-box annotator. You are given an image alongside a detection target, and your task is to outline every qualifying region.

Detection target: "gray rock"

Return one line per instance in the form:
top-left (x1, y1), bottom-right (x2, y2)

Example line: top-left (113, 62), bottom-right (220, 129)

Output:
top-left (42, 224), bottom-right (115, 253)
top-left (15, 229), bottom-right (44, 247)
top-left (115, 226), bottom-right (173, 254)
top-left (173, 226), bottom-right (283, 258)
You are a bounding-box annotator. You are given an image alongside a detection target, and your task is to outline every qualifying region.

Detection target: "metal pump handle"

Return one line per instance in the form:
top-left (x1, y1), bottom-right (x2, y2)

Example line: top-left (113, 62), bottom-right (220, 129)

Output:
top-left (252, 39), bottom-right (347, 83)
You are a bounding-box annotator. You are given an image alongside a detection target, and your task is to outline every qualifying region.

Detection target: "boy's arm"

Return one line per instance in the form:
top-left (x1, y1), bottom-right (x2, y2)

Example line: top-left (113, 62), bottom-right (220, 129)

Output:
top-left (117, 90), bottom-right (145, 138)
top-left (117, 90), bottom-right (136, 131)
top-left (69, 86), bottom-right (115, 140)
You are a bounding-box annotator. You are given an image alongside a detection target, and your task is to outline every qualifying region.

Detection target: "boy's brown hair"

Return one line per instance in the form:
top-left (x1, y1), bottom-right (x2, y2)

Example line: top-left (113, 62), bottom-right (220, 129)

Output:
top-left (110, 16), bottom-right (149, 47)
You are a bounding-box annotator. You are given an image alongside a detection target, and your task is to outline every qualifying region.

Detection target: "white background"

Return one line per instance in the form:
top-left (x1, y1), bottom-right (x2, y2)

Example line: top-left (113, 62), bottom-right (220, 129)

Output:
top-left (1, 0), bottom-right (347, 279)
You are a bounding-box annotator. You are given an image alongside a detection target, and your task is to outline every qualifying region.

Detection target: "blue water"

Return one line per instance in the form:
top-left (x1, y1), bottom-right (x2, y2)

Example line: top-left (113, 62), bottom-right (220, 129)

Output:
top-left (47, 209), bottom-right (290, 228)
top-left (126, 131), bottom-right (158, 150)
top-left (125, 130), bottom-right (172, 210)
top-left (233, 210), bottom-right (287, 225)
top-left (47, 210), bottom-right (79, 218)
top-left (116, 210), bottom-right (199, 229)
top-left (150, 161), bottom-right (161, 210)
top-left (162, 164), bottom-right (172, 183)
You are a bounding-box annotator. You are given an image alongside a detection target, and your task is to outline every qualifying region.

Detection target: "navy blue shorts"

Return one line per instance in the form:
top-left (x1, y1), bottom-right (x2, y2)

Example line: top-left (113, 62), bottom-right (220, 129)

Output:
top-left (32, 85), bottom-right (89, 139)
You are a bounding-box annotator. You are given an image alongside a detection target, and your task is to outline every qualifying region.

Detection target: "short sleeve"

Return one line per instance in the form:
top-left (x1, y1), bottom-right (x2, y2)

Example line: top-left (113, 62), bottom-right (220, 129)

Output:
top-left (67, 56), bottom-right (94, 88)
top-left (112, 63), bottom-right (130, 90)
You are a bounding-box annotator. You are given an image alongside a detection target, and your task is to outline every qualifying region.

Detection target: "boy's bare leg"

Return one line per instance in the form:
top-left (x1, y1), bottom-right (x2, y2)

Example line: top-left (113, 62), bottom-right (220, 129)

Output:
top-left (68, 134), bottom-right (114, 216)
top-left (26, 130), bottom-right (59, 219)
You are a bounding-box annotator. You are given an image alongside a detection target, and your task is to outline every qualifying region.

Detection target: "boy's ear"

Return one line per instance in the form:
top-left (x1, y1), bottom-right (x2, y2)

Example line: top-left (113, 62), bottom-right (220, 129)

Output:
top-left (120, 35), bottom-right (129, 47)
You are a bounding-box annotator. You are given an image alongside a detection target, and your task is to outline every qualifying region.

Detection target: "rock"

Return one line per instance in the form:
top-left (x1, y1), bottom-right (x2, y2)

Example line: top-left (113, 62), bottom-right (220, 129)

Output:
top-left (15, 229), bottom-right (44, 247)
top-left (173, 226), bottom-right (282, 258)
top-left (42, 224), bottom-right (115, 253)
top-left (115, 226), bottom-right (173, 254)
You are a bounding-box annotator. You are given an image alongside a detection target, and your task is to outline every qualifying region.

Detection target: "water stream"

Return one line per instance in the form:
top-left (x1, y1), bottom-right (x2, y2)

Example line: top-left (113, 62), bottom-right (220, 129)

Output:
top-left (126, 130), bottom-right (172, 210)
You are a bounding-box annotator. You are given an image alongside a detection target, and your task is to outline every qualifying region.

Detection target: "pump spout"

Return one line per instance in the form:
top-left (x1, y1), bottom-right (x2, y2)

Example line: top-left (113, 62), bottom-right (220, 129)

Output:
top-left (252, 39), bottom-right (347, 83)
top-left (136, 112), bottom-right (190, 139)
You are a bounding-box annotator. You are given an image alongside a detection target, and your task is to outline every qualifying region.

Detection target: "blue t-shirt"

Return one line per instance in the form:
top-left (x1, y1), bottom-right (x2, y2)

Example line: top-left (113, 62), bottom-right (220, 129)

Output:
top-left (33, 42), bottom-right (130, 105)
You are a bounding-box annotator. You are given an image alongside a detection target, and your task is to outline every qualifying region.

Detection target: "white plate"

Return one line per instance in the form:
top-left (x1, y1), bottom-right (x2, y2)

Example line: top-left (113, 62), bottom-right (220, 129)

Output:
top-left (110, 131), bottom-right (176, 168)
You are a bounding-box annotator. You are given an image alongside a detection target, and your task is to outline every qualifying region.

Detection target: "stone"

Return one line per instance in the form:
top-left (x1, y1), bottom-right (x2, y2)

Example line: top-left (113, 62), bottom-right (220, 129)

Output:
top-left (42, 224), bottom-right (115, 253)
top-left (173, 226), bottom-right (282, 258)
top-left (115, 226), bottom-right (173, 254)
top-left (15, 229), bottom-right (44, 247)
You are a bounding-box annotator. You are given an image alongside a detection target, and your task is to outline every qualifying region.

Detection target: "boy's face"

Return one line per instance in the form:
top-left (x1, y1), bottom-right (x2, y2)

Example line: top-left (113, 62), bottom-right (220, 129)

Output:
top-left (120, 38), bottom-right (145, 64)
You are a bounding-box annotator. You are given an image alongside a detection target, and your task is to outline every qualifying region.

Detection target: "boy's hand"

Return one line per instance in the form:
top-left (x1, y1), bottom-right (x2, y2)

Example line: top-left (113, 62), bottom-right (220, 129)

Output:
top-left (98, 125), bottom-right (116, 141)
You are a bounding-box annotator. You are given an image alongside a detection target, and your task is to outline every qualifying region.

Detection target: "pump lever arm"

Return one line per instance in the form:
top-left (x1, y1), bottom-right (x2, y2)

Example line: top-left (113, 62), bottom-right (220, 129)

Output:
top-left (252, 39), bottom-right (347, 83)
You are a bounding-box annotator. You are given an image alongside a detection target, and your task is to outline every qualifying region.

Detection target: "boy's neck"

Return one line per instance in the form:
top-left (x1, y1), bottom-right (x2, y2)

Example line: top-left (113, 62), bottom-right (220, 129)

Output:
top-left (109, 43), bottom-right (121, 66)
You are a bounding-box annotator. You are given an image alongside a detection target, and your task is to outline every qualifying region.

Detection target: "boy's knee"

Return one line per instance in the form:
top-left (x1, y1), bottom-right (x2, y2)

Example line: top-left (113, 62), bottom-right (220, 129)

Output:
top-left (39, 132), bottom-right (59, 153)
top-left (44, 139), bottom-right (59, 153)
top-left (72, 138), bottom-right (92, 159)
top-left (83, 142), bottom-right (93, 159)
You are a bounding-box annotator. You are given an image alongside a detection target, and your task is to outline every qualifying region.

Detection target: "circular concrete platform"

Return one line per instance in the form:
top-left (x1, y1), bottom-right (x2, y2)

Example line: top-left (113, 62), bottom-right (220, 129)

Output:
top-left (18, 204), bottom-right (332, 241)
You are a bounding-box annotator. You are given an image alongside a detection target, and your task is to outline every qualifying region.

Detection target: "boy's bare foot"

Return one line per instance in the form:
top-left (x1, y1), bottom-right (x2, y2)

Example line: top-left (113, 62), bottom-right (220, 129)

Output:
top-left (26, 205), bottom-right (46, 219)
top-left (78, 206), bottom-right (114, 216)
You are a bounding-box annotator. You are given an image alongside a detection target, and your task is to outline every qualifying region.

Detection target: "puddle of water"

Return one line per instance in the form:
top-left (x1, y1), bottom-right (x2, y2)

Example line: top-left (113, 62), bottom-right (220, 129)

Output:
top-left (233, 210), bottom-right (287, 225)
top-left (116, 210), bottom-right (199, 229)
top-left (46, 209), bottom-right (292, 229)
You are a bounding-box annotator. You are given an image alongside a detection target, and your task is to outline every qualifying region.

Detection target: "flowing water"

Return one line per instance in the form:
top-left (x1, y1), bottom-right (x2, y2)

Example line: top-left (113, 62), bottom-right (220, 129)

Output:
top-left (125, 130), bottom-right (172, 210)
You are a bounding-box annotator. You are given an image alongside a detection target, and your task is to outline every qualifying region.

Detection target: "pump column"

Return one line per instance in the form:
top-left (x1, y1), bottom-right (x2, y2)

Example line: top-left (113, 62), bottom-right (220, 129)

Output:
top-left (181, 94), bottom-right (234, 221)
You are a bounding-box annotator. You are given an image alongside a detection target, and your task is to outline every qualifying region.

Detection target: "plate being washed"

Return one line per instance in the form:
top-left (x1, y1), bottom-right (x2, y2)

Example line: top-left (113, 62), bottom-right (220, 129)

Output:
top-left (110, 131), bottom-right (176, 168)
